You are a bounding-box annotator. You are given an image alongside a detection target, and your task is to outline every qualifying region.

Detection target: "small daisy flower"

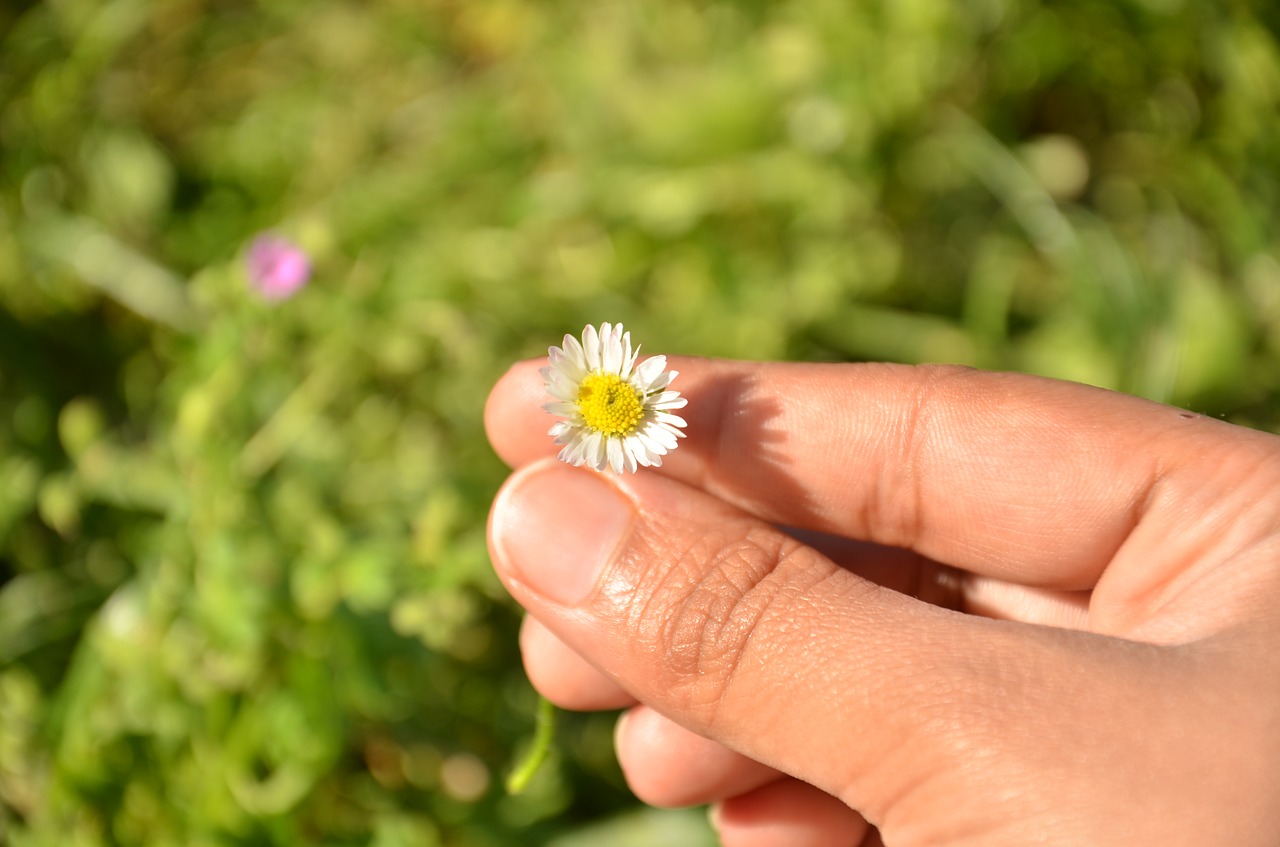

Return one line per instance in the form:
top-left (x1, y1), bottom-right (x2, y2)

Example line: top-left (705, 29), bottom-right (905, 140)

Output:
top-left (541, 323), bottom-right (688, 474)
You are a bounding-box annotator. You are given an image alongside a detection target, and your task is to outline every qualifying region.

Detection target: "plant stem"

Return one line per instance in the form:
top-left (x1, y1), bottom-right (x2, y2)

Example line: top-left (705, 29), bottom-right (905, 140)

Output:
top-left (506, 696), bottom-right (556, 794)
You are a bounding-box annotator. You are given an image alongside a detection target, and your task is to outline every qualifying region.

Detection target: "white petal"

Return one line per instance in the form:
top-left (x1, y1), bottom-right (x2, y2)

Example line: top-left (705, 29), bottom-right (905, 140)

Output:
top-left (620, 439), bottom-right (639, 473)
top-left (557, 442), bottom-right (578, 466)
top-left (606, 436), bottom-right (624, 474)
top-left (542, 401), bottom-right (579, 417)
top-left (658, 420), bottom-right (687, 439)
top-left (560, 431), bottom-right (584, 464)
top-left (633, 356), bottom-right (667, 391)
top-left (629, 441), bottom-right (654, 466)
top-left (572, 435), bottom-right (595, 466)
top-left (621, 332), bottom-right (638, 379)
top-left (540, 358), bottom-right (576, 383)
top-left (562, 334), bottom-right (588, 372)
top-left (641, 423), bottom-right (680, 450)
top-left (545, 367), bottom-right (581, 399)
top-left (635, 436), bottom-right (664, 466)
top-left (547, 377), bottom-right (580, 403)
top-left (626, 434), bottom-right (659, 466)
top-left (637, 428), bottom-right (672, 455)
top-left (650, 391), bottom-right (687, 409)
top-left (654, 412), bottom-right (687, 428)
top-left (641, 427), bottom-right (670, 450)
top-left (601, 323), bottom-right (622, 374)
top-left (549, 347), bottom-right (587, 383)
top-left (645, 368), bottom-right (675, 394)
top-left (584, 431), bottom-right (606, 471)
top-left (609, 324), bottom-right (627, 373)
top-left (582, 324), bottom-right (601, 371)
top-left (542, 364), bottom-right (579, 396)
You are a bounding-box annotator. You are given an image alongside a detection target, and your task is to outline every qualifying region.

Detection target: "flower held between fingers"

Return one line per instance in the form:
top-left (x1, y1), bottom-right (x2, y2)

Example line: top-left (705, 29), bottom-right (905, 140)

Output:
top-left (541, 323), bottom-right (688, 474)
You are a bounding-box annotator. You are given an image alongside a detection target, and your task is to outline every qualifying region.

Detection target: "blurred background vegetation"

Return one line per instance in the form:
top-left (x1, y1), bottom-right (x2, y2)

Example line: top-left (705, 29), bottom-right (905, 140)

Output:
top-left (1, 1), bottom-right (1278, 844)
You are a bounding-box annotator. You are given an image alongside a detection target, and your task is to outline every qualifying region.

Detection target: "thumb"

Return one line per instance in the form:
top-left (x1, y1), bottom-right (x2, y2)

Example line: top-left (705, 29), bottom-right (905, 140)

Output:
top-left (487, 459), bottom-right (1187, 836)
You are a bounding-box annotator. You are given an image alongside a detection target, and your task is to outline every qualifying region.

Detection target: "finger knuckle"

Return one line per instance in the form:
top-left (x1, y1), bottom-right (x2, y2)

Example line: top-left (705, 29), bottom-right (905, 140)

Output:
top-left (870, 365), bottom-right (978, 549)
top-left (646, 525), bottom-right (812, 718)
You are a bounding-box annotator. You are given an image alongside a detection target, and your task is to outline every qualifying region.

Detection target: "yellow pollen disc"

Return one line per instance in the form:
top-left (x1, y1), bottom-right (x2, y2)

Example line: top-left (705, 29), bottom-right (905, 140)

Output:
top-left (577, 371), bottom-right (645, 436)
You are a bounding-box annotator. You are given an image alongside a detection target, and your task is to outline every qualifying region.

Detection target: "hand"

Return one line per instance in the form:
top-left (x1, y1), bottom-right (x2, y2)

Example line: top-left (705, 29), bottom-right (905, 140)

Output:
top-left (486, 360), bottom-right (1280, 846)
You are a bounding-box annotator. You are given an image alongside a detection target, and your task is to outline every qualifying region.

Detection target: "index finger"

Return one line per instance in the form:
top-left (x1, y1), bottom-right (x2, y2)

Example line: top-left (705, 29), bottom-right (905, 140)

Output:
top-left (485, 358), bottom-right (1280, 590)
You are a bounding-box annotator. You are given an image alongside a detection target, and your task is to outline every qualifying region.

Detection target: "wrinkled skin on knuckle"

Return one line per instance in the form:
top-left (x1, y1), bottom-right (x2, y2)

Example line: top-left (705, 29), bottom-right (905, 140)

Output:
top-left (638, 521), bottom-right (809, 720)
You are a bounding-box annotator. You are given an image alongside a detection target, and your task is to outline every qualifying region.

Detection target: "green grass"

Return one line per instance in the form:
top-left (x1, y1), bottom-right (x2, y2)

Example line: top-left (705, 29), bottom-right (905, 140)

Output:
top-left (1, 1), bottom-right (1278, 844)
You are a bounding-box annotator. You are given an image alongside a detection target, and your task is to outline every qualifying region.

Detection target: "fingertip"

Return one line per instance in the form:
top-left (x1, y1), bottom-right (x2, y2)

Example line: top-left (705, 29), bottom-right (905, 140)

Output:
top-left (712, 779), bottom-right (870, 847)
top-left (485, 359), bottom-right (550, 468)
top-left (519, 616), bottom-right (635, 710)
top-left (615, 706), bottom-right (782, 808)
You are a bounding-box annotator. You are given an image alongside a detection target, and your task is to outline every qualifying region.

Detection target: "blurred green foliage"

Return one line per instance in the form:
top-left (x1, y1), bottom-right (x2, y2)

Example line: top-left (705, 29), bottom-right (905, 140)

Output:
top-left (1, 0), bottom-right (1278, 844)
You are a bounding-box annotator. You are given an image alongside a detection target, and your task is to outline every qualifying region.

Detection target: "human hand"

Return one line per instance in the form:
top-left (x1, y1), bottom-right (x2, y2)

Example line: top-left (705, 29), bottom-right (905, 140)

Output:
top-left (486, 360), bottom-right (1280, 846)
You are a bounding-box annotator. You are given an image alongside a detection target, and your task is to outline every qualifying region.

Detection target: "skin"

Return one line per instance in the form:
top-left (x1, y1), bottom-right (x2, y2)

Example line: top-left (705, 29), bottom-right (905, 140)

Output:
top-left (485, 359), bottom-right (1280, 846)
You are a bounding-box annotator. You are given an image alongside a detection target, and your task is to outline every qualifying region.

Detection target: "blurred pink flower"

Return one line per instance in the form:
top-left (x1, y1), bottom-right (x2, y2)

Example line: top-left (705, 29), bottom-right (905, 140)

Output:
top-left (246, 234), bottom-right (311, 301)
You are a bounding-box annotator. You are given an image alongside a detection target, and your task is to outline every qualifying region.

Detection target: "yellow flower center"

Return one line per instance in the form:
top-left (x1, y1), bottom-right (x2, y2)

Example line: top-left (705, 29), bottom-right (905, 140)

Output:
top-left (577, 371), bottom-right (645, 436)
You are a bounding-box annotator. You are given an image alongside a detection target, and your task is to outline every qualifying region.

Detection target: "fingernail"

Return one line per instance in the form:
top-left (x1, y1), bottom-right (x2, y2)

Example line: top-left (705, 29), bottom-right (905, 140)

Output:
top-left (492, 465), bottom-right (634, 606)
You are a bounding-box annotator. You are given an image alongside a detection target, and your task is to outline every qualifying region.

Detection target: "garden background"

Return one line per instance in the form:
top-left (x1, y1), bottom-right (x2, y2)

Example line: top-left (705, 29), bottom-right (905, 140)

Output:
top-left (2, 1), bottom-right (1279, 844)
